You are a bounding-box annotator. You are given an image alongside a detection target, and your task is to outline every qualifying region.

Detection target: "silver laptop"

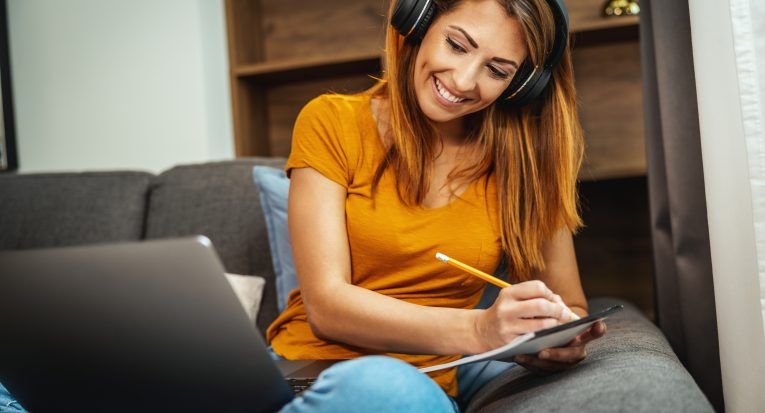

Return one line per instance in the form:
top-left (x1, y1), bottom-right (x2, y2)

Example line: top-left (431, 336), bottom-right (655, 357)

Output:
top-left (0, 236), bottom-right (335, 413)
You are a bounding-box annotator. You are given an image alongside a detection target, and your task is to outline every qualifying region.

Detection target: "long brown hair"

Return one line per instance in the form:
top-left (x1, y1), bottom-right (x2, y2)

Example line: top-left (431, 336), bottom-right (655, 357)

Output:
top-left (370, 0), bottom-right (584, 281)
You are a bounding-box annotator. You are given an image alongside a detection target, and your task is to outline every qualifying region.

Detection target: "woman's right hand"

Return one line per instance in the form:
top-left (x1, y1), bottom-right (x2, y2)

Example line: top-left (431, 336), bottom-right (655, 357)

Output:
top-left (473, 280), bottom-right (574, 352)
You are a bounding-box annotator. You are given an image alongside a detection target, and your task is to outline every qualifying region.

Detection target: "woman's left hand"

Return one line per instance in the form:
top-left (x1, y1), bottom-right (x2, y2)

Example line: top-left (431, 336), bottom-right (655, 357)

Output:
top-left (513, 320), bottom-right (607, 374)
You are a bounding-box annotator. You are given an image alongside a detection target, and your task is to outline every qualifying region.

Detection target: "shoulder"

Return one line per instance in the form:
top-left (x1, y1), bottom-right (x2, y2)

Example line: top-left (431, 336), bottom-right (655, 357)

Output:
top-left (298, 93), bottom-right (370, 124)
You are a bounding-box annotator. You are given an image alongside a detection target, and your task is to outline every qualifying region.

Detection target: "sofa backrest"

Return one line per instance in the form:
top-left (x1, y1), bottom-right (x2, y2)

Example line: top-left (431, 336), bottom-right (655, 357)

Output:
top-left (0, 171), bottom-right (152, 250)
top-left (144, 158), bottom-right (286, 334)
top-left (1, 159), bottom-right (286, 336)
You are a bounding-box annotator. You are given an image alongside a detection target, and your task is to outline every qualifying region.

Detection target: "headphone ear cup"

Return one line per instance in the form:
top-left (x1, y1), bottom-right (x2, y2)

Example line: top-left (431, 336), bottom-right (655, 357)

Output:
top-left (503, 67), bottom-right (552, 108)
top-left (391, 0), bottom-right (419, 36)
top-left (504, 60), bottom-right (534, 98)
top-left (405, 1), bottom-right (437, 44)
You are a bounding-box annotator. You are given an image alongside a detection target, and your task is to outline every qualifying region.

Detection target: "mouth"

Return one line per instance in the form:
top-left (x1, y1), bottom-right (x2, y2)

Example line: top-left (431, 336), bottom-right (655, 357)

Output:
top-left (432, 76), bottom-right (471, 106)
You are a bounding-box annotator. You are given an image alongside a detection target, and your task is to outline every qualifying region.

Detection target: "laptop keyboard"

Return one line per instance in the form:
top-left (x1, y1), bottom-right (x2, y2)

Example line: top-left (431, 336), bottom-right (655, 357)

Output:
top-left (287, 377), bottom-right (317, 394)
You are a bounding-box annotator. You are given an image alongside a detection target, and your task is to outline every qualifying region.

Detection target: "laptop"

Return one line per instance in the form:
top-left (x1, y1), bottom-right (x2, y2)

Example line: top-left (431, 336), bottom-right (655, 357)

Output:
top-left (0, 236), bottom-right (337, 413)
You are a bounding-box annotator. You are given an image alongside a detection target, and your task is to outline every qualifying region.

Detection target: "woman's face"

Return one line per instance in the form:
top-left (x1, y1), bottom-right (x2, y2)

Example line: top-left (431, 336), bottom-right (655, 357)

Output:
top-left (413, 0), bottom-right (528, 126)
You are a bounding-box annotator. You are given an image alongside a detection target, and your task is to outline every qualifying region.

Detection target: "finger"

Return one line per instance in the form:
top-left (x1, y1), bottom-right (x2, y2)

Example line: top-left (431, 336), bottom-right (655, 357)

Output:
top-left (502, 317), bottom-right (561, 337)
top-left (510, 298), bottom-right (568, 320)
top-left (537, 346), bottom-right (587, 364)
top-left (593, 320), bottom-right (607, 336)
top-left (504, 280), bottom-right (556, 301)
top-left (570, 321), bottom-right (607, 346)
top-left (549, 295), bottom-right (579, 322)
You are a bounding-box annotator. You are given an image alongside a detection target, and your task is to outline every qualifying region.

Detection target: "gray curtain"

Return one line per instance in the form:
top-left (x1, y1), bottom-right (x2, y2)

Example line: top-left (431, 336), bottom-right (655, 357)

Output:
top-left (639, 0), bottom-right (723, 410)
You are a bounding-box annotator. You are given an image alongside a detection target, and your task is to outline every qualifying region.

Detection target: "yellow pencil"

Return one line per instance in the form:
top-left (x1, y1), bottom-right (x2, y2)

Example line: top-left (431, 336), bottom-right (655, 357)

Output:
top-left (436, 252), bottom-right (580, 320)
top-left (435, 252), bottom-right (512, 288)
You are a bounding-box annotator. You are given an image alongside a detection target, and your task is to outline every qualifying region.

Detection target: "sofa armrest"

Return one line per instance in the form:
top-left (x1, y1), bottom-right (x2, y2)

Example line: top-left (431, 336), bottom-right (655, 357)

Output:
top-left (465, 298), bottom-right (714, 413)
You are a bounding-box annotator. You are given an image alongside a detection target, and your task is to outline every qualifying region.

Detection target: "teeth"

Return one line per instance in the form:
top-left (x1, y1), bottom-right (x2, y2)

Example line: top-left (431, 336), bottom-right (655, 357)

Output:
top-left (435, 78), bottom-right (466, 103)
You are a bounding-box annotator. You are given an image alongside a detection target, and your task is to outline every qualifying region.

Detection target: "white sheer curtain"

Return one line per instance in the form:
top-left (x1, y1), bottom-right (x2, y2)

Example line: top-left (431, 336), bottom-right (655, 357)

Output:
top-left (689, 0), bottom-right (765, 410)
top-left (731, 0), bottom-right (765, 332)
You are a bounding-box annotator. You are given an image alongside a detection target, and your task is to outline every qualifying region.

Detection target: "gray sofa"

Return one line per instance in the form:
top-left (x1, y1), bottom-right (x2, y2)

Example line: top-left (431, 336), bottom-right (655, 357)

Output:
top-left (0, 159), bottom-right (714, 412)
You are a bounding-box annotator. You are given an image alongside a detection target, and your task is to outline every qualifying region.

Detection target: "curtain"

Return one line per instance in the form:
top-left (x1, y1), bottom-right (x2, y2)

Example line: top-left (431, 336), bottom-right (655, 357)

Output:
top-left (639, 0), bottom-right (724, 410)
top-left (685, 0), bottom-right (765, 410)
top-left (730, 0), bottom-right (765, 335)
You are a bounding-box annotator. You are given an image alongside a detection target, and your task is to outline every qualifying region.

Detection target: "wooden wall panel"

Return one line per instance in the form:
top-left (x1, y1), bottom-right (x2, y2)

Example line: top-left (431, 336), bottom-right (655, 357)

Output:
top-left (226, 0), bottom-right (264, 65)
top-left (574, 41), bottom-right (645, 180)
top-left (261, 0), bottom-right (387, 61)
top-left (266, 75), bottom-right (379, 157)
top-left (575, 176), bottom-right (655, 320)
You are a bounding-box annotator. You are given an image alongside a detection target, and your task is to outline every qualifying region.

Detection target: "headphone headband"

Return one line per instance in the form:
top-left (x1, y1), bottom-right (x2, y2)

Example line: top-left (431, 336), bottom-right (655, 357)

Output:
top-left (390, 0), bottom-right (569, 108)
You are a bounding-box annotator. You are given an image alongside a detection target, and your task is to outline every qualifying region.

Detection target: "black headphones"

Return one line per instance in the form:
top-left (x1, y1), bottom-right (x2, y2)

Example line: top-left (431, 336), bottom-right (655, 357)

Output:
top-left (390, 0), bottom-right (569, 108)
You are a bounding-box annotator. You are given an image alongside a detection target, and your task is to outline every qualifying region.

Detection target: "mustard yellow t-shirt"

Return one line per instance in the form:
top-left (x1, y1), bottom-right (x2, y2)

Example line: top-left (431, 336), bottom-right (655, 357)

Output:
top-left (267, 93), bottom-right (503, 396)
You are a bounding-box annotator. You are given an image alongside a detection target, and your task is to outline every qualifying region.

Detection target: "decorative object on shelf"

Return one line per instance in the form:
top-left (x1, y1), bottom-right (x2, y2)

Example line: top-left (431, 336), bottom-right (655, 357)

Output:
top-left (603, 0), bottom-right (640, 17)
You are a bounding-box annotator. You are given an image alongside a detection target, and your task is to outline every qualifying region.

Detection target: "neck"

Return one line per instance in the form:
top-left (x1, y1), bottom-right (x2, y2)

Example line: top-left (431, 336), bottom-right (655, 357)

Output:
top-left (433, 117), bottom-right (467, 147)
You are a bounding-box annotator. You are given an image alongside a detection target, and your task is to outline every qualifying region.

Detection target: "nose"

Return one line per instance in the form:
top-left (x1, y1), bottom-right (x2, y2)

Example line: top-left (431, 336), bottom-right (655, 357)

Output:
top-left (451, 59), bottom-right (482, 95)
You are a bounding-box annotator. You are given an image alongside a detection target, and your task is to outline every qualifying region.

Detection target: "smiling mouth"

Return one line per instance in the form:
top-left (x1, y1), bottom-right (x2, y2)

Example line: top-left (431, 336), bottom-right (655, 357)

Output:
top-left (433, 76), bottom-right (469, 104)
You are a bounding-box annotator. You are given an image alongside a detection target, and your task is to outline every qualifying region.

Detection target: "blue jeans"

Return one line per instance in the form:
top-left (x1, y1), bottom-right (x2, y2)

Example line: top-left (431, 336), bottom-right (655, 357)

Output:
top-left (268, 347), bottom-right (515, 413)
top-left (0, 383), bottom-right (23, 413)
top-left (276, 356), bottom-right (457, 413)
top-left (0, 356), bottom-right (515, 413)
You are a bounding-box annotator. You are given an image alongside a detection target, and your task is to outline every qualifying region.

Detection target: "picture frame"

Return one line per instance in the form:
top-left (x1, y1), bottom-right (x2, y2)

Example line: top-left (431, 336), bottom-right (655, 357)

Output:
top-left (0, 0), bottom-right (17, 172)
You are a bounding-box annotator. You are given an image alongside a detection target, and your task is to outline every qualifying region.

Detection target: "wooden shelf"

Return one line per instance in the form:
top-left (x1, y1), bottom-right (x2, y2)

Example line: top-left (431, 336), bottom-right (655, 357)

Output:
top-left (232, 18), bottom-right (639, 84)
top-left (572, 15), bottom-right (639, 33)
top-left (225, 0), bottom-right (646, 182)
top-left (236, 51), bottom-right (382, 84)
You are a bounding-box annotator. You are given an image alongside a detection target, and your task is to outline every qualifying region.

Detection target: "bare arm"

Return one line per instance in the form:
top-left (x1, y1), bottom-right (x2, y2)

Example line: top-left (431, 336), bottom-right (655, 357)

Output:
top-left (535, 229), bottom-right (588, 316)
top-left (289, 167), bottom-right (570, 355)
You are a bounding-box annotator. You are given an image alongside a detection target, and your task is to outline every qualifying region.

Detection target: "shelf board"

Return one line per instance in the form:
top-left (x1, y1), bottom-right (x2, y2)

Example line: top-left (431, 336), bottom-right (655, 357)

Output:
top-left (236, 50), bottom-right (382, 83)
top-left (572, 15), bottom-right (639, 33)
top-left (579, 165), bottom-right (646, 182)
top-left (235, 18), bottom-right (638, 83)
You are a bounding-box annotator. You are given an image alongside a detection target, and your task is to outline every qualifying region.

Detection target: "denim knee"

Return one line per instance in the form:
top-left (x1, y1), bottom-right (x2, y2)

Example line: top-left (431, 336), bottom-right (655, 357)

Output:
top-left (280, 356), bottom-right (456, 413)
top-left (0, 382), bottom-right (25, 413)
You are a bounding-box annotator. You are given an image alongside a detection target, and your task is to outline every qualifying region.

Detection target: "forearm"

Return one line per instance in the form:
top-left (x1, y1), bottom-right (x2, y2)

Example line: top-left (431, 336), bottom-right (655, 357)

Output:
top-left (305, 282), bottom-right (484, 356)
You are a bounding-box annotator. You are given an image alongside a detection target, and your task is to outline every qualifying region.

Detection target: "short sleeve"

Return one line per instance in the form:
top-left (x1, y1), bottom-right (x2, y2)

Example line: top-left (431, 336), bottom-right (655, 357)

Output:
top-left (285, 95), bottom-right (355, 188)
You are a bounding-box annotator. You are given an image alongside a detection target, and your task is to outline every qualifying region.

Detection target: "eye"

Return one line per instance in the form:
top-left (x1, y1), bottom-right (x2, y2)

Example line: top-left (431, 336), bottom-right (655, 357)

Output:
top-left (487, 65), bottom-right (510, 80)
top-left (445, 36), bottom-right (467, 54)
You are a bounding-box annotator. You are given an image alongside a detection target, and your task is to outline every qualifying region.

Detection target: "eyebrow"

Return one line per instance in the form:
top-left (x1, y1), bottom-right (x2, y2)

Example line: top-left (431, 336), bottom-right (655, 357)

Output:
top-left (448, 25), bottom-right (520, 70)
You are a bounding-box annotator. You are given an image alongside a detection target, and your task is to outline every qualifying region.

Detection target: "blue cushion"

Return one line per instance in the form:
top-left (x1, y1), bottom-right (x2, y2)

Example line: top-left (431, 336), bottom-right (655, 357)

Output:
top-left (252, 166), bottom-right (298, 313)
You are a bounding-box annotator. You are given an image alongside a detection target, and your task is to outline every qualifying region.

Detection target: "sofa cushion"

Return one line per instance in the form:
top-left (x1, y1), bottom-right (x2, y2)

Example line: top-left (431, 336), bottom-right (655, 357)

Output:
top-left (465, 298), bottom-right (713, 413)
top-left (144, 158), bottom-right (286, 335)
top-left (252, 166), bottom-right (297, 313)
top-left (0, 171), bottom-right (152, 251)
top-left (225, 272), bottom-right (266, 329)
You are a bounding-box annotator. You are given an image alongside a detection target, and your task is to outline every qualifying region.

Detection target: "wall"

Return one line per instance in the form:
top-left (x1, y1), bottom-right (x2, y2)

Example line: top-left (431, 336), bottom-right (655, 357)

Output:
top-left (7, 0), bottom-right (233, 174)
top-left (688, 0), bottom-right (765, 410)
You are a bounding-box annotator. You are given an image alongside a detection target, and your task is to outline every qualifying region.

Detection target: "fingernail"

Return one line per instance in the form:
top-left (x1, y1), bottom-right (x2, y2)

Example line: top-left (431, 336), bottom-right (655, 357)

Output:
top-left (539, 351), bottom-right (549, 359)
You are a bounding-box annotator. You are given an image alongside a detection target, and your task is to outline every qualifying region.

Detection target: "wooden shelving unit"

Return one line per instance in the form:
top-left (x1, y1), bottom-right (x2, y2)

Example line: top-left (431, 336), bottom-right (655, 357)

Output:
top-left (225, 0), bottom-right (645, 181)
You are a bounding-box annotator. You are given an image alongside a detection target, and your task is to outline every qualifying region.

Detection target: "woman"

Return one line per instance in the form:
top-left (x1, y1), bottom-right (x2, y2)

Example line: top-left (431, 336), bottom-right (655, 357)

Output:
top-left (0, 0), bottom-right (605, 412)
top-left (265, 0), bottom-right (606, 411)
